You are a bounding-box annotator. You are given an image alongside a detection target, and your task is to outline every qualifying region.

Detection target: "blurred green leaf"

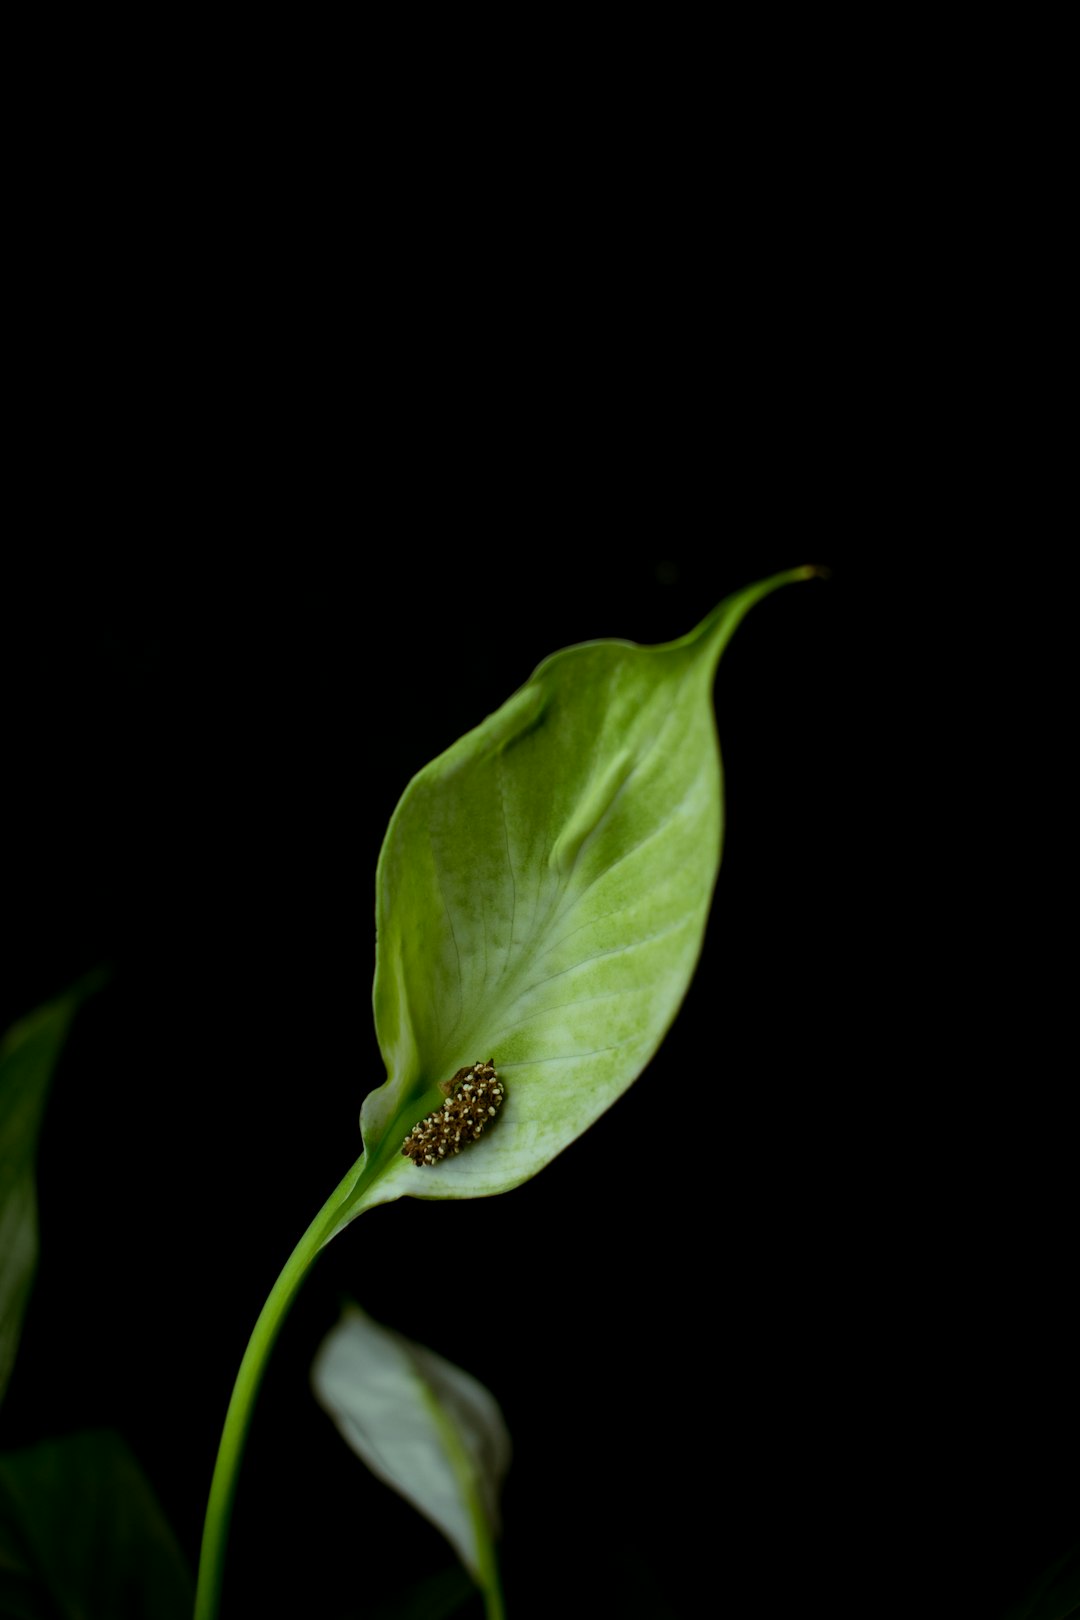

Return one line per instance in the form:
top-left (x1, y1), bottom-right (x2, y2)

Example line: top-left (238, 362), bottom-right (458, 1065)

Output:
top-left (1003, 1537), bottom-right (1080, 1620)
top-left (365, 1564), bottom-right (478, 1620)
top-left (0, 970), bottom-right (106, 1408)
top-left (346, 569), bottom-right (815, 1218)
top-left (312, 1302), bottom-right (510, 1586)
top-left (0, 1429), bottom-right (193, 1620)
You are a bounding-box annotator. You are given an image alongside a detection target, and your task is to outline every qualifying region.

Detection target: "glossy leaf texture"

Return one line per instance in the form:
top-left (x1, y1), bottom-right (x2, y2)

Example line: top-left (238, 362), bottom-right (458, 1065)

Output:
top-left (347, 568), bottom-right (815, 1218)
top-left (311, 1303), bottom-right (510, 1585)
top-left (0, 972), bottom-right (106, 1408)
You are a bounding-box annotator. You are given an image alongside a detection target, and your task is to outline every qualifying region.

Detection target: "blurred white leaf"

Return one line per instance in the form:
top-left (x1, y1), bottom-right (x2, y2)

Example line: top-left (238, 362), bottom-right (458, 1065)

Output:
top-left (311, 1303), bottom-right (510, 1582)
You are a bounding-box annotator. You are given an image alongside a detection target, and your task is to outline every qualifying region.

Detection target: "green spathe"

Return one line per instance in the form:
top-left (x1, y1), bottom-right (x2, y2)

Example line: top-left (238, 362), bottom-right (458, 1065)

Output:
top-left (346, 567), bottom-right (816, 1221)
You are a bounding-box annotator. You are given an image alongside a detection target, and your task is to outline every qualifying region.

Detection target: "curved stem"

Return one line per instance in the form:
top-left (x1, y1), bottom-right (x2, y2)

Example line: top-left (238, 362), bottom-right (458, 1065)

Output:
top-left (193, 1154), bottom-right (366, 1620)
top-left (477, 1533), bottom-right (505, 1620)
top-left (425, 1389), bottom-right (505, 1620)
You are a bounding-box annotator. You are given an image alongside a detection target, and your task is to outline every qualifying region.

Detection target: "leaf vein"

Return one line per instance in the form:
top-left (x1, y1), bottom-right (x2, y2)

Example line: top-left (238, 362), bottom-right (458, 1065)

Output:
top-left (499, 1035), bottom-right (646, 1069)
top-left (517, 915), bottom-right (694, 997)
top-left (491, 987), bottom-right (631, 1040)
top-left (496, 753), bottom-right (517, 977)
top-left (428, 819), bottom-right (463, 1040)
top-left (556, 682), bottom-right (684, 892)
top-left (547, 762), bottom-right (711, 932)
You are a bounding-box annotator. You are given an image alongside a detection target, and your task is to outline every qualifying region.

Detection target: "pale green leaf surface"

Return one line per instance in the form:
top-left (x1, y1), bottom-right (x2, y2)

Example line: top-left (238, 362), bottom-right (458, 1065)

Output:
top-left (345, 570), bottom-right (813, 1220)
top-left (0, 974), bottom-right (106, 1408)
top-left (311, 1302), bottom-right (510, 1583)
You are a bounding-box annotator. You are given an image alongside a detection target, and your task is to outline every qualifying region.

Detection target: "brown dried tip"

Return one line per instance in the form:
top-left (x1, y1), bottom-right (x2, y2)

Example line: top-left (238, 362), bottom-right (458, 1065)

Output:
top-left (401, 1059), bottom-right (505, 1167)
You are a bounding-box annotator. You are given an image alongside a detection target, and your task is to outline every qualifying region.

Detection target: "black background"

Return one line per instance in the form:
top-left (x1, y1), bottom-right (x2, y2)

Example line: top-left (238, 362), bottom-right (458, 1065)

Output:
top-left (1, 142), bottom-right (1074, 1614)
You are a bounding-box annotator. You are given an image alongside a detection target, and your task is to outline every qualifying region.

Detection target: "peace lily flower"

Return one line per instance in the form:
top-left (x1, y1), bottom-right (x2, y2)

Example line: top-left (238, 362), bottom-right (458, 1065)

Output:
top-left (332, 565), bottom-right (820, 1228)
top-left (195, 566), bottom-right (819, 1620)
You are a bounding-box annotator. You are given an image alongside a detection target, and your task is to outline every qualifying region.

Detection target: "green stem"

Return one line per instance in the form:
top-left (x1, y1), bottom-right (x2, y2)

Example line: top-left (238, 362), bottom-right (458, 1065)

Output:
top-left (477, 1533), bottom-right (506, 1620)
top-left (424, 1389), bottom-right (506, 1620)
top-left (193, 1154), bottom-right (366, 1620)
